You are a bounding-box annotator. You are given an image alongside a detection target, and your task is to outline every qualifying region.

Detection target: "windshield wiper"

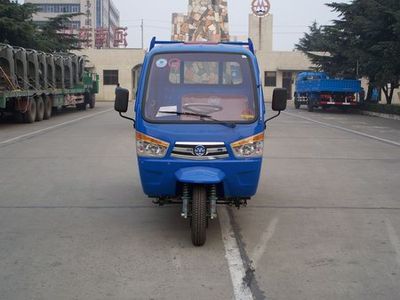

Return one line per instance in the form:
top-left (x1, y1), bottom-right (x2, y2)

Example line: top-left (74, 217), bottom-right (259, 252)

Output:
top-left (158, 111), bottom-right (236, 128)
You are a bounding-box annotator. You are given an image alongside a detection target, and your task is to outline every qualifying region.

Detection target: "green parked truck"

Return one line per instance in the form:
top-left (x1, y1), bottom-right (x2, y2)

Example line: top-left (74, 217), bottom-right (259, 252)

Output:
top-left (0, 44), bottom-right (99, 123)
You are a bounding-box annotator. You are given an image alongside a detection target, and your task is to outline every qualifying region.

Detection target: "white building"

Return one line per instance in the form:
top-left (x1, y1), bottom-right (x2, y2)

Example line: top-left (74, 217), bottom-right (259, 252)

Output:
top-left (78, 13), bottom-right (312, 101)
top-left (26, 0), bottom-right (122, 48)
top-left (77, 47), bottom-right (144, 101)
top-left (248, 14), bottom-right (313, 100)
top-left (77, 11), bottom-right (399, 104)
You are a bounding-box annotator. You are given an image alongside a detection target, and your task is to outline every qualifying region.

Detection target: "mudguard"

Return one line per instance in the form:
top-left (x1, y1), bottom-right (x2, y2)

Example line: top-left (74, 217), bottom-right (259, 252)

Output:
top-left (175, 167), bottom-right (225, 184)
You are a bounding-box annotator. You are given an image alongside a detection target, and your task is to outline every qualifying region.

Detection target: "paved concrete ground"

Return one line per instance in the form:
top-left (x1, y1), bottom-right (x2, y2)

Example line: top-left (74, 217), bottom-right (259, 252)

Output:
top-left (0, 103), bottom-right (399, 300)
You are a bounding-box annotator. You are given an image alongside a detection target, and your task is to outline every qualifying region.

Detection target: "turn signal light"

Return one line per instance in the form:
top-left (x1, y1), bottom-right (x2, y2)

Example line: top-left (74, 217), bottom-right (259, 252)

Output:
top-left (136, 132), bottom-right (169, 158)
top-left (231, 133), bottom-right (264, 158)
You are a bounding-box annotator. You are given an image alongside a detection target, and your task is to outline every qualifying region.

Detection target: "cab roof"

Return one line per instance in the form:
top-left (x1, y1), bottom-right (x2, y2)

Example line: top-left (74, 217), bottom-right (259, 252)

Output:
top-left (148, 37), bottom-right (255, 57)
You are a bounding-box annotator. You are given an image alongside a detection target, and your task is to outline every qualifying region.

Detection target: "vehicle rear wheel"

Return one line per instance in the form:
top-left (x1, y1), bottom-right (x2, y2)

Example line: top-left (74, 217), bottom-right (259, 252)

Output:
top-left (43, 96), bottom-right (52, 120)
top-left (191, 185), bottom-right (207, 247)
top-left (307, 101), bottom-right (314, 112)
top-left (36, 97), bottom-right (45, 122)
top-left (294, 94), bottom-right (300, 109)
top-left (23, 98), bottom-right (36, 123)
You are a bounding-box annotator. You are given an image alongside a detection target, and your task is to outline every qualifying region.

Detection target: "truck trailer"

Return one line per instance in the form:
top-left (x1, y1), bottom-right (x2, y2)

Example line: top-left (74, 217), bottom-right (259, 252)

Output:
top-left (0, 44), bottom-right (99, 123)
top-left (294, 72), bottom-right (362, 112)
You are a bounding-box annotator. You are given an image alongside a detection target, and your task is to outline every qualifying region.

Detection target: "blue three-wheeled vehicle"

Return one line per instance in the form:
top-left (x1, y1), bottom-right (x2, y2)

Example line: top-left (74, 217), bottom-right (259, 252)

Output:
top-left (115, 38), bottom-right (287, 246)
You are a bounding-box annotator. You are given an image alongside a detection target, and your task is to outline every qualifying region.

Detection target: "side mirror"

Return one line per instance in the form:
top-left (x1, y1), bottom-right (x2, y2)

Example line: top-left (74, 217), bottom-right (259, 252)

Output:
top-left (272, 88), bottom-right (288, 112)
top-left (114, 87), bottom-right (129, 113)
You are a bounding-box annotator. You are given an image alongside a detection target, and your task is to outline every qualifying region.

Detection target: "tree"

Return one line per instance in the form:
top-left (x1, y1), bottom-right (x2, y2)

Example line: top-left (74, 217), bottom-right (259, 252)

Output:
top-left (35, 13), bottom-right (83, 52)
top-left (0, 0), bottom-right (39, 49)
top-left (0, 0), bottom-right (82, 52)
top-left (296, 22), bottom-right (358, 78)
top-left (296, 0), bottom-right (400, 104)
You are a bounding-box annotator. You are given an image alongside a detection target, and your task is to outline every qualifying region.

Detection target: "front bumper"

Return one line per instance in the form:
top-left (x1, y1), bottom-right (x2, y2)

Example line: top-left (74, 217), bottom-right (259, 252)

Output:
top-left (138, 158), bottom-right (262, 198)
top-left (318, 101), bottom-right (359, 106)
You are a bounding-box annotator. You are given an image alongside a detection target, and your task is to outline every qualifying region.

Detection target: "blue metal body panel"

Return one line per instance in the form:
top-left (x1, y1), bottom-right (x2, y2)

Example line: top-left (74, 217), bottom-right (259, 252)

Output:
top-left (134, 42), bottom-right (266, 199)
top-left (295, 72), bottom-right (361, 94)
top-left (138, 158), bottom-right (262, 198)
top-left (175, 167), bottom-right (226, 184)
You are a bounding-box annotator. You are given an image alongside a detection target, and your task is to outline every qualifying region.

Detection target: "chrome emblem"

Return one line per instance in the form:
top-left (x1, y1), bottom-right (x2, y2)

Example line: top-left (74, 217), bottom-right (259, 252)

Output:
top-left (194, 145), bottom-right (207, 157)
top-left (251, 0), bottom-right (271, 17)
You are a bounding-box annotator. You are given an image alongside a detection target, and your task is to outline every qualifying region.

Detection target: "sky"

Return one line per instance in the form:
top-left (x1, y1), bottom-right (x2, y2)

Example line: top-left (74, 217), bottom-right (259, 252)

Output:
top-left (21, 0), bottom-right (349, 50)
top-left (115, 0), bottom-right (349, 50)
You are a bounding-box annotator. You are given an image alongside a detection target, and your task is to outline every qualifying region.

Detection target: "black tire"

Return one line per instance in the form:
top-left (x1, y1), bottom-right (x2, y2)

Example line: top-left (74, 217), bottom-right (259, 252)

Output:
top-left (43, 96), bottom-right (52, 120)
top-left (76, 102), bottom-right (86, 111)
top-left (35, 97), bottom-right (45, 122)
top-left (85, 92), bottom-right (96, 109)
top-left (191, 185), bottom-right (207, 247)
top-left (307, 101), bottom-right (314, 112)
top-left (23, 99), bottom-right (36, 123)
top-left (89, 94), bottom-right (95, 109)
top-left (15, 112), bottom-right (24, 123)
top-left (294, 100), bottom-right (300, 109)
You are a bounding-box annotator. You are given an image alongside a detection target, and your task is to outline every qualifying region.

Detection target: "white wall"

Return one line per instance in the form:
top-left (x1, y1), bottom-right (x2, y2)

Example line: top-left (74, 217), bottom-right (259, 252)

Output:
top-left (75, 48), bottom-right (145, 100)
top-left (77, 48), bottom-right (400, 105)
top-left (256, 51), bottom-right (314, 101)
top-left (78, 48), bottom-right (312, 102)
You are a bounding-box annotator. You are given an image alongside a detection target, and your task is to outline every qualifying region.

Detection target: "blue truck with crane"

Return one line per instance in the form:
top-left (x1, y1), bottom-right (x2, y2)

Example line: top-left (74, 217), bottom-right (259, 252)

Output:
top-left (294, 72), bottom-right (362, 112)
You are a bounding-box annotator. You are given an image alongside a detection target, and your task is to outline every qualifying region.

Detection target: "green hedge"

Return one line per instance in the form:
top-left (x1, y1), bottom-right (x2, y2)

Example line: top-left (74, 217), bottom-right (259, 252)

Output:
top-left (361, 103), bottom-right (400, 116)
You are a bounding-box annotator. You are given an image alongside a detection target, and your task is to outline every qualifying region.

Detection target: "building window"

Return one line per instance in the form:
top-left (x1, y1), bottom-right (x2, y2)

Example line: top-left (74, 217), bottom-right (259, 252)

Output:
top-left (264, 71), bottom-right (277, 87)
top-left (69, 21), bottom-right (81, 30)
top-left (35, 4), bottom-right (81, 13)
top-left (96, 0), bottom-right (102, 28)
top-left (34, 20), bottom-right (80, 30)
top-left (103, 70), bottom-right (119, 85)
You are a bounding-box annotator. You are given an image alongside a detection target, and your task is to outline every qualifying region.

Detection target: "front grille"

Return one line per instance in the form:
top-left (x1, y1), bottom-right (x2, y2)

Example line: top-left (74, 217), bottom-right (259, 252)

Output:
top-left (171, 142), bottom-right (229, 160)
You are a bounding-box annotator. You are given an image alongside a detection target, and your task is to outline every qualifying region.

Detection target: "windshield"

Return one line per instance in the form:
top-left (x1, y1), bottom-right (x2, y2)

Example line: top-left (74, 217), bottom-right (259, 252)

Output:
top-left (142, 52), bottom-right (257, 123)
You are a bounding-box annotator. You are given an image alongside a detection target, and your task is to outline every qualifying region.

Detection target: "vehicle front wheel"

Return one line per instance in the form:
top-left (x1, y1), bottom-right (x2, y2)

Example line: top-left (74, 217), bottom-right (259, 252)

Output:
top-left (191, 185), bottom-right (207, 247)
top-left (76, 102), bottom-right (86, 111)
top-left (294, 100), bottom-right (301, 109)
top-left (89, 94), bottom-right (95, 109)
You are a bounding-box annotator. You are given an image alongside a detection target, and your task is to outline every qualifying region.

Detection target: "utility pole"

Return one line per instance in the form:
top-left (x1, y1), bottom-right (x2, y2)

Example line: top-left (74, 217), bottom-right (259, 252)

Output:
top-left (108, 0), bottom-right (111, 47)
top-left (141, 19), bottom-right (144, 49)
top-left (259, 17), bottom-right (262, 51)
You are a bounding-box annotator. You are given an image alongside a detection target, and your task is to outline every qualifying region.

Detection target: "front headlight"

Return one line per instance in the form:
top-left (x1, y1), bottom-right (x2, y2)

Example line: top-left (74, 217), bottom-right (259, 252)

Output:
top-left (231, 133), bottom-right (264, 158)
top-left (136, 132), bottom-right (169, 158)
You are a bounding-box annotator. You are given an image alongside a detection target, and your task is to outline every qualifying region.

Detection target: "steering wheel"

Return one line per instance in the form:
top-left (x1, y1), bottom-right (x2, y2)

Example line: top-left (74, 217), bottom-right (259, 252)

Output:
top-left (183, 103), bottom-right (223, 115)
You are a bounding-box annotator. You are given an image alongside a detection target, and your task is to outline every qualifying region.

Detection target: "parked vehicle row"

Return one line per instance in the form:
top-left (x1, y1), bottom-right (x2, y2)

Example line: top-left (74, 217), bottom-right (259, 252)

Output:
top-left (0, 43), bottom-right (98, 123)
